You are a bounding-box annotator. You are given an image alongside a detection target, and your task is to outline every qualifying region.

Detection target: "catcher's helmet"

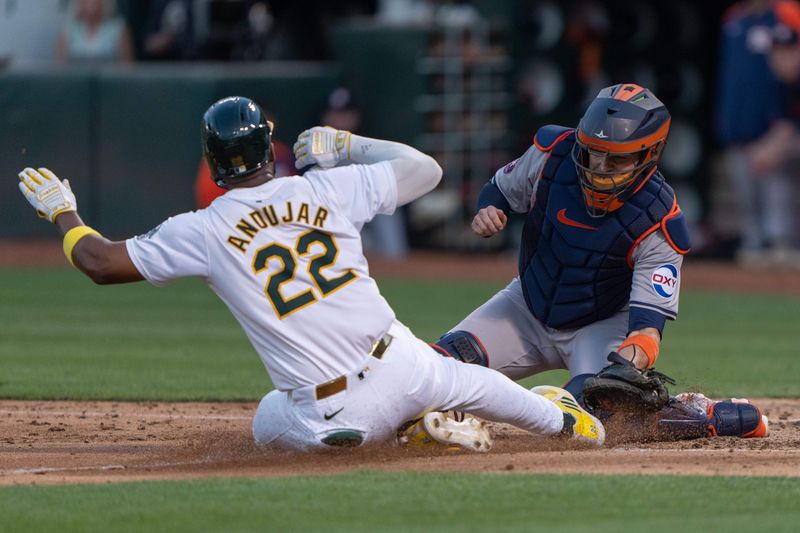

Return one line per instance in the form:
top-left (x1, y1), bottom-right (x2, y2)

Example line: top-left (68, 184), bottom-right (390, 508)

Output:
top-left (201, 96), bottom-right (273, 188)
top-left (571, 84), bottom-right (670, 217)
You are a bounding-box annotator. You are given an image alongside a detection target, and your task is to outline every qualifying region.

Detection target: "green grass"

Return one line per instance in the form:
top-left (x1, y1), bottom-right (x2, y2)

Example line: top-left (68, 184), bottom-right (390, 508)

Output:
top-left (1, 471), bottom-right (799, 532)
top-left (0, 267), bottom-right (798, 400)
top-left (2, 270), bottom-right (798, 530)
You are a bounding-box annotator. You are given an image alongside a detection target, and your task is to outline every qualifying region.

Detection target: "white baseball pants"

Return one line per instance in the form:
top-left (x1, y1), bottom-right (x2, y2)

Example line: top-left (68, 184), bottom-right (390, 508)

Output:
top-left (252, 319), bottom-right (564, 451)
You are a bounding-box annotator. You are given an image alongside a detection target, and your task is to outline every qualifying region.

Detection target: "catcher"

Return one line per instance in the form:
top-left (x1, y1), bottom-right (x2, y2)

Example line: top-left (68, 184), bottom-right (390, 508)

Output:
top-left (429, 83), bottom-right (769, 442)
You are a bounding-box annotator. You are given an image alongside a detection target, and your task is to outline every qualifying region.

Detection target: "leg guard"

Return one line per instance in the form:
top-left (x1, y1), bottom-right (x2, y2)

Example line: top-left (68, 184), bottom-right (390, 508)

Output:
top-left (588, 391), bottom-right (770, 442)
top-left (656, 396), bottom-right (769, 440)
top-left (595, 396), bottom-right (708, 443)
top-left (707, 401), bottom-right (769, 438)
top-left (432, 331), bottom-right (490, 367)
top-left (653, 398), bottom-right (709, 440)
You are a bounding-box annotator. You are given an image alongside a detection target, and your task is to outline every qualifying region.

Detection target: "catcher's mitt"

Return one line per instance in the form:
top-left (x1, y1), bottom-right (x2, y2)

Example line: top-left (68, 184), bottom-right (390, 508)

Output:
top-left (582, 352), bottom-right (675, 414)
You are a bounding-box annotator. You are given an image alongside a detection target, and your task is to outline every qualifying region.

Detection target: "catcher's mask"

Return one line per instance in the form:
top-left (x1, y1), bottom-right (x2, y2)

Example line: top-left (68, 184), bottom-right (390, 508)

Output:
top-left (201, 96), bottom-right (274, 189)
top-left (571, 83), bottom-right (670, 217)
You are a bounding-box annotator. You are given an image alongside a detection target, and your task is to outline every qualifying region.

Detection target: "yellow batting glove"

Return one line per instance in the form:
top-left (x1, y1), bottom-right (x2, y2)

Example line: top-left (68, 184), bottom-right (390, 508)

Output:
top-left (17, 167), bottom-right (78, 223)
top-left (293, 126), bottom-right (351, 169)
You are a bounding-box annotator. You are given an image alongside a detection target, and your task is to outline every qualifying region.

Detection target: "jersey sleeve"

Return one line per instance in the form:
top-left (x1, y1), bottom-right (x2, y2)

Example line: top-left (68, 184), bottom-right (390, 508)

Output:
top-left (125, 211), bottom-right (210, 287)
top-left (491, 144), bottom-right (547, 213)
top-left (628, 231), bottom-right (684, 332)
top-left (304, 161), bottom-right (398, 230)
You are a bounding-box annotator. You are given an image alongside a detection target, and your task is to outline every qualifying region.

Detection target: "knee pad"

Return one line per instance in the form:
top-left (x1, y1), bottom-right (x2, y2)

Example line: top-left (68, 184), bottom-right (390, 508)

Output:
top-left (432, 330), bottom-right (490, 367)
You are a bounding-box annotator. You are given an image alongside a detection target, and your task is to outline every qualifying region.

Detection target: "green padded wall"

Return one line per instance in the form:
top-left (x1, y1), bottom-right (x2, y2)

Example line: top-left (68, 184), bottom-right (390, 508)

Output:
top-left (332, 23), bottom-right (429, 143)
top-left (210, 62), bottom-right (341, 143)
top-left (0, 71), bottom-right (94, 238)
top-left (0, 64), bottom-right (340, 239)
top-left (93, 66), bottom-right (217, 236)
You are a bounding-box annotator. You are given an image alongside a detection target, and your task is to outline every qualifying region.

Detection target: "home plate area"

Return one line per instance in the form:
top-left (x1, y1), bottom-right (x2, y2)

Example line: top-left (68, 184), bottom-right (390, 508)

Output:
top-left (1, 399), bottom-right (799, 486)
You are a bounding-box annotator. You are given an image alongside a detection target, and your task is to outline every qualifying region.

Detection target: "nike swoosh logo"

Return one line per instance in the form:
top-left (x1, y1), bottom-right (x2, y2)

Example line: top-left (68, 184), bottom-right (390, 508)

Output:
top-left (557, 209), bottom-right (597, 231)
top-left (323, 407), bottom-right (344, 420)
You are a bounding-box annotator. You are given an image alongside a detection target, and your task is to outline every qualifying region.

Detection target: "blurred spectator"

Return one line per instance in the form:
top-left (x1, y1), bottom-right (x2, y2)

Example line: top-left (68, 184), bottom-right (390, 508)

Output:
top-left (321, 87), bottom-right (362, 132)
top-left (376, 0), bottom-right (434, 25)
top-left (566, 0), bottom-right (610, 103)
top-left (323, 87), bottom-right (409, 259)
top-left (143, 0), bottom-right (194, 61)
top-left (55, 0), bottom-right (134, 66)
top-left (198, 1), bottom-right (343, 61)
top-left (240, 1), bottom-right (289, 60)
top-left (747, 0), bottom-right (800, 265)
top-left (197, 0), bottom-right (252, 60)
top-left (715, 0), bottom-right (788, 267)
top-left (194, 106), bottom-right (294, 208)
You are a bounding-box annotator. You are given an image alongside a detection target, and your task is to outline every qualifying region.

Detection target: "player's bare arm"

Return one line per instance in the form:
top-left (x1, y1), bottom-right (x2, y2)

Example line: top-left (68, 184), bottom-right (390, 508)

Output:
top-left (54, 212), bottom-right (142, 284)
top-left (18, 167), bottom-right (143, 284)
top-left (293, 126), bottom-right (442, 205)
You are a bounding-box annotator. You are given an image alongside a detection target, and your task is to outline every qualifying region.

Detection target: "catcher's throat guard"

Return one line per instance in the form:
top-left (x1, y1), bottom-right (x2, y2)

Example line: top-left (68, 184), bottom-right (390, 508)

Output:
top-left (572, 83), bottom-right (671, 217)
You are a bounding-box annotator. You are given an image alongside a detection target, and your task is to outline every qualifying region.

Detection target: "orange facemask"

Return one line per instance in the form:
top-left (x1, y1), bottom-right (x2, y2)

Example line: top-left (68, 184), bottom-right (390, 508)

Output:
top-left (582, 188), bottom-right (626, 212)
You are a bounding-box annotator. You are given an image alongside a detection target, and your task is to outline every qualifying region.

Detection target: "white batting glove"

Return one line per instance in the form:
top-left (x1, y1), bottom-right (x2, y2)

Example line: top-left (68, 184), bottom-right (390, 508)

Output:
top-left (293, 126), bottom-right (352, 169)
top-left (17, 167), bottom-right (78, 223)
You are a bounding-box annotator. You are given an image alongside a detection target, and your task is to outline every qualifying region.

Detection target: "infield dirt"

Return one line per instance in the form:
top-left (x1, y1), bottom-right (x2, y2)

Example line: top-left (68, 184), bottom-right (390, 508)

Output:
top-left (1, 398), bottom-right (799, 486)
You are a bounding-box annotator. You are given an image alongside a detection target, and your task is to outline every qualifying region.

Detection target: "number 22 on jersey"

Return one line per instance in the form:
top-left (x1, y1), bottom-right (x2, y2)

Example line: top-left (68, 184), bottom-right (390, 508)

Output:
top-left (252, 229), bottom-right (358, 318)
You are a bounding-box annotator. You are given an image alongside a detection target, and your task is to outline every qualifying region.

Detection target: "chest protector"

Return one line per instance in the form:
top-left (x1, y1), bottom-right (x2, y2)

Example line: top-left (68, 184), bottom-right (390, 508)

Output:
top-left (519, 126), bottom-right (690, 330)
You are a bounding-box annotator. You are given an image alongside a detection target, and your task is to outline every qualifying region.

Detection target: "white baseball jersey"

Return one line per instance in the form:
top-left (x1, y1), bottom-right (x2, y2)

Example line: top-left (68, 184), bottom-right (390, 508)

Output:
top-left (126, 160), bottom-right (570, 451)
top-left (126, 162), bottom-right (398, 391)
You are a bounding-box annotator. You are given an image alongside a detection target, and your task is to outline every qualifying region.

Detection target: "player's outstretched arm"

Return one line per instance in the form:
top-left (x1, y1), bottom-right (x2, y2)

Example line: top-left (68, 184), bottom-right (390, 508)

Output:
top-left (293, 126), bottom-right (442, 205)
top-left (17, 167), bottom-right (143, 284)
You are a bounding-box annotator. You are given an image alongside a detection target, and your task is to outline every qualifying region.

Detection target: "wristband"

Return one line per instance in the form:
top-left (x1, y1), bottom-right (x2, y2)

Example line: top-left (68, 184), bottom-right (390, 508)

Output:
top-left (63, 226), bottom-right (100, 267)
top-left (618, 333), bottom-right (660, 368)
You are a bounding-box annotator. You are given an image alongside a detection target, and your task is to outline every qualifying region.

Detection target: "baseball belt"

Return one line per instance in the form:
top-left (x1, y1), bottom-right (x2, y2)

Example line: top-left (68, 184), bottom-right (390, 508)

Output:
top-left (315, 334), bottom-right (393, 400)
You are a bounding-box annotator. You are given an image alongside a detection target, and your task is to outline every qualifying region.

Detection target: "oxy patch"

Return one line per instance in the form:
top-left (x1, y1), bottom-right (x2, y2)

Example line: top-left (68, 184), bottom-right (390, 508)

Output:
top-left (651, 264), bottom-right (678, 298)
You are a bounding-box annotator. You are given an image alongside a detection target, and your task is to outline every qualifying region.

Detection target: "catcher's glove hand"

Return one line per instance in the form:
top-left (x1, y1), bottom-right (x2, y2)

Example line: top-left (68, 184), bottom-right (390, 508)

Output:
top-left (582, 352), bottom-right (675, 414)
